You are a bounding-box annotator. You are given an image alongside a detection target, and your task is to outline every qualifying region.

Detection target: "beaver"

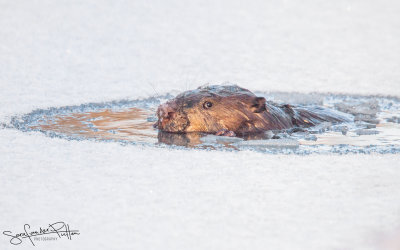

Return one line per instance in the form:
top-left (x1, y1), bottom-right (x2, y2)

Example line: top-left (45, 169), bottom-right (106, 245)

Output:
top-left (154, 85), bottom-right (351, 136)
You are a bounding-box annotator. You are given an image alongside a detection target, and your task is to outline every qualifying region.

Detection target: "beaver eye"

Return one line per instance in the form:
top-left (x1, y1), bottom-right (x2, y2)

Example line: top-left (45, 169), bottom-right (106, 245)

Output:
top-left (203, 101), bottom-right (213, 109)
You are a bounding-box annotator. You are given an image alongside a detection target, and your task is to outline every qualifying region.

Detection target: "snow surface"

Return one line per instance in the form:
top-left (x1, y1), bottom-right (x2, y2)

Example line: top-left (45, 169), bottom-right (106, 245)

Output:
top-left (1, 0), bottom-right (400, 249)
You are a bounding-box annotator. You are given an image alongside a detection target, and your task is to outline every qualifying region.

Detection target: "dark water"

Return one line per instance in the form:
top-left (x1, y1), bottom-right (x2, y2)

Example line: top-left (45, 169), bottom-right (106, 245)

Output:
top-left (6, 92), bottom-right (400, 154)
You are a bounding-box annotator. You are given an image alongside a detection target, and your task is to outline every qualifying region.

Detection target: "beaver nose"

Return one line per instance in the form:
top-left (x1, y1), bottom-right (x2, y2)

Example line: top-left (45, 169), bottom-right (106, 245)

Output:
top-left (163, 111), bottom-right (176, 119)
top-left (158, 103), bottom-right (177, 119)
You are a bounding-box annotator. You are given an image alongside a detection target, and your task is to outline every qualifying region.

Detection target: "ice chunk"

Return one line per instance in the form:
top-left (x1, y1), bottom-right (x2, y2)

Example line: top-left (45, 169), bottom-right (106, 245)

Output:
top-left (236, 138), bottom-right (299, 148)
top-left (333, 125), bottom-right (349, 135)
top-left (335, 100), bottom-right (380, 116)
top-left (354, 114), bottom-right (380, 124)
top-left (200, 135), bottom-right (243, 144)
top-left (305, 135), bottom-right (318, 141)
top-left (386, 116), bottom-right (400, 123)
top-left (309, 122), bottom-right (332, 134)
top-left (355, 129), bottom-right (379, 135)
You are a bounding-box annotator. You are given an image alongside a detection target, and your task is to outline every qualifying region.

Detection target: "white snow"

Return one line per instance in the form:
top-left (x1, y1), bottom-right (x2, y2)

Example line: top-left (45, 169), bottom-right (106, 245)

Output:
top-left (1, 0), bottom-right (400, 249)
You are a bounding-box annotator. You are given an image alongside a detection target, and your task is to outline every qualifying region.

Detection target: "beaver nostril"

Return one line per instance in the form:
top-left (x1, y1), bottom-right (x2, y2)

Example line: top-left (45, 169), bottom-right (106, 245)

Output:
top-left (159, 103), bottom-right (178, 119)
top-left (167, 112), bottom-right (176, 119)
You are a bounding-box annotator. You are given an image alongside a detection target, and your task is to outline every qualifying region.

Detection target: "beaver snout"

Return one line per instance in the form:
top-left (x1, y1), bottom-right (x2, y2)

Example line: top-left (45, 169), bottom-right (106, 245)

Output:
top-left (154, 101), bottom-right (189, 133)
top-left (158, 103), bottom-right (177, 120)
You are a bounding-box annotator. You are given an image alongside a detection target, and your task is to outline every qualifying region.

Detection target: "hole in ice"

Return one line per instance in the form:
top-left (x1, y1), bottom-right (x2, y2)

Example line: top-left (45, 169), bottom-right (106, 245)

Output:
top-left (6, 92), bottom-right (400, 154)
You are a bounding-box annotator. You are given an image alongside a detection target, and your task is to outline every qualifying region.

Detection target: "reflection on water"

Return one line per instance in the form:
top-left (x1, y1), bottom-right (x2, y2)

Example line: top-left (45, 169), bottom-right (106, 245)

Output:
top-left (30, 108), bottom-right (158, 143)
top-left (10, 92), bottom-right (400, 154)
top-left (158, 132), bottom-right (204, 147)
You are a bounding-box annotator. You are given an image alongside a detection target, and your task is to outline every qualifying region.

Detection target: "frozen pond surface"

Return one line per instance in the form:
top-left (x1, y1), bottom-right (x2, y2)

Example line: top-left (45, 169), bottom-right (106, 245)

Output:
top-left (7, 92), bottom-right (400, 154)
top-left (1, 0), bottom-right (400, 249)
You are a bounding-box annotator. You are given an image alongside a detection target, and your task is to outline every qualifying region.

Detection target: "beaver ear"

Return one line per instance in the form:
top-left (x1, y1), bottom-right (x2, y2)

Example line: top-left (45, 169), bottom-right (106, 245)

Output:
top-left (251, 97), bottom-right (266, 113)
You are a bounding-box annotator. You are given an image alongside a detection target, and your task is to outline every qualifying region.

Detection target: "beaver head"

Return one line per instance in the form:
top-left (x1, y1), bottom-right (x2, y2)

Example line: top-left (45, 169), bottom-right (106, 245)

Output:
top-left (154, 85), bottom-right (267, 134)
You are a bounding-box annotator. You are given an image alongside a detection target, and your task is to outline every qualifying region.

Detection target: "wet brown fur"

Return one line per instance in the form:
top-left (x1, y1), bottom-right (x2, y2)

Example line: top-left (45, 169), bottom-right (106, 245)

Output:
top-left (155, 85), bottom-right (350, 135)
